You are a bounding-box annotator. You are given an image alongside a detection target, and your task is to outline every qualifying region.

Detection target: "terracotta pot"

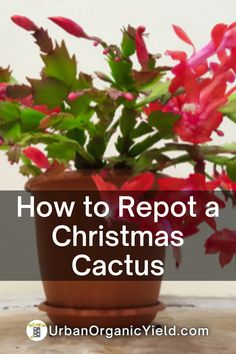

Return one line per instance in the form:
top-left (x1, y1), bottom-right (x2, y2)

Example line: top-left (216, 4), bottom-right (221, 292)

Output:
top-left (26, 170), bottom-right (165, 328)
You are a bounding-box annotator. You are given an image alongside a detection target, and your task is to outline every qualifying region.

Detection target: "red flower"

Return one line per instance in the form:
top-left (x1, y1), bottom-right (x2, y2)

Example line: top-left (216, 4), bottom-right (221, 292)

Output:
top-left (205, 229), bottom-right (236, 266)
top-left (92, 172), bottom-right (155, 223)
top-left (3, 83), bottom-right (61, 115)
top-left (172, 24), bottom-right (195, 50)
top-left (20, 95), bottom-right (61, 115)
top-left (214, 171), bottom-right (236, 191)
top-left (22, 147), bottom-right (50, 169)
top-left (0, 83), bottom-right (8, 100)
top-left (143, 101), bottom-right (168, 116)
top-left (121, 172), bottom-right (155, 191)
top-left (145, 70), bottom-right (232, 144)
top-left (173, 74), bottom-right (229, 144)
top-left (92, 172), bottom-right (154, 191)
top-left (11, 15), bottom-right (38, 32)
top-left (167, 23), bottom-right (236, 93)
top-left (157, 173), bottom-right (219, 191)
top-left (135, 26), bottom-right (149, 69)
top-left (92, 174), bottom-right (118, 192)
top-left (157, 173), bottom-right (225, 233)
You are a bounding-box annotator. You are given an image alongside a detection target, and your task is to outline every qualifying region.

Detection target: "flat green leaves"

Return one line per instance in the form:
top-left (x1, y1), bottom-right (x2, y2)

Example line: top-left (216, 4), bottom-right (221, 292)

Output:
top-left (40, 110), bottom-right (95, 135)
top-left (220, 94), bottom-right (236, 123)
top-left (135, 80), bottom-right (170, 107)
top-left (0, 101), bottom-right (20, 123)
top-left (87, 136), bottom-right (106, 163)
top-left (18, 132), bottom-right (94, 164)
top-left (108, 58), bottom-right (133, 89)
top-left (116, 108), bottom-right (136, 154)
top-left (127, 111), bottom-right (179, 157)
top-left (27, 41), bottom-right (79, 109)
top-left (29, 77), bottom-right (68, 108)
top-left (121, 26), bottom-right (136, 57)
top-left (149, 111), bottom-right (180, 137)
top-left (46, 142), bottom-right (76, 161)
top-left (129, 121), bottom-right (153, 139)
top-left (221, 99), bottom-right (236, 116)
top-left (120, 108), bottom-right (136, 137)
top-left (128, 132), bottom-right (161, 157)
top-left (40, 112), bottom-right (76, 130)
top-left (0, 101), bottom-right (46, 140)
top-left (205, 155), bottom-right (230, 166)
top-left (0, 102), bottom-right (47, 142)
top-left (42, 41), bottom-right (77, 86)
top-left (135, 149), bottom-right (170, 173)
top-left (21, 108), bottom-right (44, 131)
top-left (0, 121), bottom-right (21, 141)
top-left (227, 159), bottom-right (236, 181)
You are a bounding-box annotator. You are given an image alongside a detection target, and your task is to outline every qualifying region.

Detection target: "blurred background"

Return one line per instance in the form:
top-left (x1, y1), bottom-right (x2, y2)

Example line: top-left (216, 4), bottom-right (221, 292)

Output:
top-left (0, 0), bottom-right (236, 301)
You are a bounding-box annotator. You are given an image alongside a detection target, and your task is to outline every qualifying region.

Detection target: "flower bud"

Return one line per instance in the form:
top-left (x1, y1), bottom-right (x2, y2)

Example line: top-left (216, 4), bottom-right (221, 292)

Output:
top-left (11, 15), bottom-right (38, 32)
top-left (122, 92), bottom-right (134, 101)
top-left (23, 146), bottom-right (51, 169)
top-left (48, 17), bottom-right (89, 39)
top-left (68, 91), bottom-right (84, 101)
top-left (135, 26), bottom-right (149, 68)
top-left (7, 145), bottom-right (21, 164)
top-left (103, 48), bottom-right (110, 55)
top-left (95, 71), bottom-right (111, 82)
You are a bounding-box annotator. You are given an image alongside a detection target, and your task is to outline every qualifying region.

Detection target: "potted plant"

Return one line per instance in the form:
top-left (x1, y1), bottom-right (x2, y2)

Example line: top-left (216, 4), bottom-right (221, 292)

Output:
top-left (1, 16), bottom-right (236, 327)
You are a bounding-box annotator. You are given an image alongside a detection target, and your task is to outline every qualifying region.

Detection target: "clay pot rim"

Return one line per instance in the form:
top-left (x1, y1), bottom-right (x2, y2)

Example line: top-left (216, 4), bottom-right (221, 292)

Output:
top-left (25, 169), bottom-right (134, 192)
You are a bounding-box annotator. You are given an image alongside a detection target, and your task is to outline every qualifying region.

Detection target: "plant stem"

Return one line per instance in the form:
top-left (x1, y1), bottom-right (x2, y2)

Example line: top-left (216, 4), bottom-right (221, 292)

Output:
top-left (162, 143), bottom-right (236, 155)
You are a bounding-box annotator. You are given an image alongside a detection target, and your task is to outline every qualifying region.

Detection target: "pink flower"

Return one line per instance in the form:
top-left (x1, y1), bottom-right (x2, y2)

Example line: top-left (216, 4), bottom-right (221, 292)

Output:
top-left (166, 23), bottom-right (236, 94)
top-left (23, 147), bottom-right (51, 169)
top-left (188, 23), bottom-right (236, 69)
top-left (205, 229), bottom-right (236, 266)
top-left (11, 15), bottom-right (38, 32)
top-left (135, 26), bottom-right (149, 69)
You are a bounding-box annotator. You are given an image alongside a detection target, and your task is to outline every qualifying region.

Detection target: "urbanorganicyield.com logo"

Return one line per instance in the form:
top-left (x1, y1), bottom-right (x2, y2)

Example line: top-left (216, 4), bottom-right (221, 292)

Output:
top-left (26, 323), bottom-right (209, 340)
top-left (26, 320), bottom-right (48, 341)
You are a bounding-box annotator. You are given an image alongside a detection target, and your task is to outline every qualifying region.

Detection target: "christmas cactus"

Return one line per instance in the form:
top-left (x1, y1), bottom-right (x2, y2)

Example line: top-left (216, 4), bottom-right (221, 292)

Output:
top-left (1, 16), bottom-right (236, 266)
